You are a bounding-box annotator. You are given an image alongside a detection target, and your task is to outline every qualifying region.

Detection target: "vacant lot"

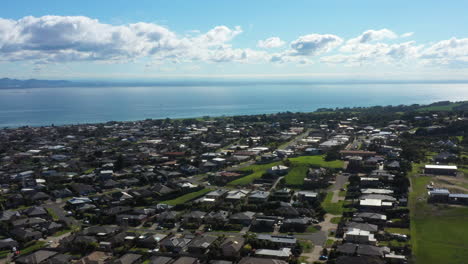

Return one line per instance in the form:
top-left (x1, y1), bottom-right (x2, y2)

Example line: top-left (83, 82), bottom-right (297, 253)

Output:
top-left (321, 191), bottom-right (344, 215)
top-left (410, 168), bottom-right (468, 264)
top-left (284, 155), bottom-right (344, 186)
top-left (161, 188), bottom-right (211, 205)
top-left (228, 161), bottom-right (282, 186)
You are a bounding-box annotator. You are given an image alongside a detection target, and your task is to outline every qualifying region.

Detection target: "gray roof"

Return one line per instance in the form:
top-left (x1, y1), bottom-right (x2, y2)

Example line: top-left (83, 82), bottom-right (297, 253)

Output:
top-left (15, 250), bottom-right (57, 264)
top-left (257, 234), bottom-right (296, 244)
top-left (150, 256), bottom-right (174, 264)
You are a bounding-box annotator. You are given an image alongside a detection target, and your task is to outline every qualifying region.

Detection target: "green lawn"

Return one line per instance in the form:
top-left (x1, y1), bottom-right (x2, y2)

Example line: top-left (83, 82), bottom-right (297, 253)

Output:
top-left (160, 188), bottom-right (211, 205)
top-left (19, 241), bottom-right (46, 256)
top-left (325, 239), bottom-right (335, 248)
top-left (321, 192), bottom-right (344, 215)
top-left (338, 183), bottom-right (348, 197)
top-left (84, 168), bottom-right (95, 174)
top-left (46, 208), bottom-right (59, 221)
top-left (298, 240), bottom-right (314, 253)
top-left (52, 228), bottom-right (72, 237)
top-left (379, 239), bottom-right (411, 248)
top-left (284, 155), bottom-right (344, 185)
top-left (385, 227), bottom-right (410, 235)
top-left (409, 165), bottom-right (468, 264)
top-left (306, 225), bottom-right (319, 233)
top-left (227, 161), bottom-right (282, 186)
top-left (330, 216), bottom-right (342, 224)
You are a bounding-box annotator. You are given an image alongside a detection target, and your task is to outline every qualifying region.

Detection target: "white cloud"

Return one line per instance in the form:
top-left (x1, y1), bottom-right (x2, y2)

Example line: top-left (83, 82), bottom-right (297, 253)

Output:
top-left (269, 34), bottom-right (342, 63)
top-left (289, 34), bottom-right (343, 56)
top-left (0, 15), bottom-right (255, 64)
top-left (0, 17), bottom-right (467, 70)
top-left (420, 37), bottom-right (468, 67)
top-left (257, 37), bottom-right (285, 48)
top-left (322, 41), bottom-right (422, 66)
top-left (356, 29), bottom-right (398, 43)
top-left (401, 32), bottom-right (414, 38)
top-left (340, 29), bottom-right (398, 52)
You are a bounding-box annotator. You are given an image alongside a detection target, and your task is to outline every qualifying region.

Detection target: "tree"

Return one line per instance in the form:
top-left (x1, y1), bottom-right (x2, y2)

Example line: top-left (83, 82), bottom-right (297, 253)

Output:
top-left (114, 154), bottom-right (125, 171)
top-left (325, 146), bottom-right (341, 161)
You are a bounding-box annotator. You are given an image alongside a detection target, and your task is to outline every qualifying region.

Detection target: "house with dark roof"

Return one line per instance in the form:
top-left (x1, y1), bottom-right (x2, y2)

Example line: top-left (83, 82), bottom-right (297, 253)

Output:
top-left (172, 257), bottom-right (198, 264)
top-left (15, 250), bottom-right (58, 264)
top-left (11, 228), bottom-right (42, 242)
top-left (0, 238), bottom-right (18, 250)
top-left (204, 210), bottom-right (229, 226)
top-left (136, 233), bottom-right (167, 249)
top-left (149, 256), bottom-right (174, 264)
top-left (160, 235), bottom-right (193, 253)
top-left (248, 191), bottom-right (270, 203)
top-left (157, 211), bottom-right (178, 227)
top-left (220, 237), bottom-right (245, 257)
top-left (281, 218), bottom-right (309, 232)
top-left (23, 206), bottom-right (48, 218)
top-left (238, 257), bottom-right (288, 264)
top-left (335, 256), bottom-right (385, 264)
top-left (70, 183), bottom-right (97, 196)
top-left (48, 253), bottom-right (74, 264)
top-left (112, 253), bottom-right (142, 264)
top-left (229, 211), bottom-right (255, 226)
top-left (187, 235), bottom-right (218, 254)
top-left (183, 211), bottom-right (206, 224)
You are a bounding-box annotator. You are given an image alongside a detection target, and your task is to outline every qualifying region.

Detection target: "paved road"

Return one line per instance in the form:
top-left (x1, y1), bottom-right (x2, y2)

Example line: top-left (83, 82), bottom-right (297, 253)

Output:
top-left (270, 176), bottom-right (284, 191)
top-left (330, 173), bottom-right (349, 191)
top-left (296, 231), bottom-right (327, 246)
top-left (277, 128), bottom-right (312, 150)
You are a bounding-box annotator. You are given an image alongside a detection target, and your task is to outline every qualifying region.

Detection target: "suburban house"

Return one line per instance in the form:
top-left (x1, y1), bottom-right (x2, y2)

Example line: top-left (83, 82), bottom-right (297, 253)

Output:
top-left (344, 228), bottom-right (377, 245)
top-left (424, 165), bottom-right (458, 176)
top-left (220, 237), bottom-right (245, 257)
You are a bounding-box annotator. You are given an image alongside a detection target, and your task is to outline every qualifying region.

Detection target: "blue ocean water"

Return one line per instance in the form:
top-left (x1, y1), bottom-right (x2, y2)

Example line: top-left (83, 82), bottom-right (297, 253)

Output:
top-left (0, 83), bottom-right (467, 127)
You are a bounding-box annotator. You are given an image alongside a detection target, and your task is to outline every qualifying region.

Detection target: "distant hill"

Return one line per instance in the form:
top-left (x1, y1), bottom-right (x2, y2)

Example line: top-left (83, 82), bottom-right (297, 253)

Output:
top-left (0, 78), bottom-right (75, 88)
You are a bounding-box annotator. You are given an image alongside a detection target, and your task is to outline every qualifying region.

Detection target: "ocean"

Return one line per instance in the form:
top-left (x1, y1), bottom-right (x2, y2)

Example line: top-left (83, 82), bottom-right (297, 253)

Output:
top-left (1, 83), bottom-right (467, 127)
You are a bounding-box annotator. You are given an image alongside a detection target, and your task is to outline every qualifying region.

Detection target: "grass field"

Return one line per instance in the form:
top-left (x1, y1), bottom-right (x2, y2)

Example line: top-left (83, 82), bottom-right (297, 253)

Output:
top-left (321, 192), bottom-right (344, 215)
top-left (284, 155), bottom-right (344, 185)
top-left (228, 155), bottom-right (343, 186)
top-left (416, 102), bottom-right (466, 112)
top-left (161, 188), bottom-right (211, 205)
top-left (227, 161), bottom-right (283, 186)
top-left (409, 163), bottom-right (468, 264)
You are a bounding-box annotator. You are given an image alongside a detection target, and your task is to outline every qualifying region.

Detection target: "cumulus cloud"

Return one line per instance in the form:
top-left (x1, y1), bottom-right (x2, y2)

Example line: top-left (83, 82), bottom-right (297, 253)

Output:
top-left (269, 34), bottom-right (342, 63)
top-left (322, 41), bottom-right (422, 66)
top-left (257, 37), bottom-right (285, 48)
top-left (0, 17), bottom-right (467, 69)
top-left (420, 37), bottom-right (468, 67)
top-left (340, 29), bottom-right (398, 52)
top-left (355, 29), bottom-right (398, 43)
top-left (289, 34), bottom-right (343, 56)
top-left (0, 15), bottom-right (257, 64)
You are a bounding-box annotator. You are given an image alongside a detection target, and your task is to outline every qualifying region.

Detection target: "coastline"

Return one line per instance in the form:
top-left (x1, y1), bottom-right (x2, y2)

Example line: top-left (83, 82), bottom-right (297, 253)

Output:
top-left (1, 100), bottom-right (465, 129)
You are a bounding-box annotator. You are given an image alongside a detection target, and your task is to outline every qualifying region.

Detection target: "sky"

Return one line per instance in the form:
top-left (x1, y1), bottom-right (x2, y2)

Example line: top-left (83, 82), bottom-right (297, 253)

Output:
top-left (1, 0), bottom-right (468, 81)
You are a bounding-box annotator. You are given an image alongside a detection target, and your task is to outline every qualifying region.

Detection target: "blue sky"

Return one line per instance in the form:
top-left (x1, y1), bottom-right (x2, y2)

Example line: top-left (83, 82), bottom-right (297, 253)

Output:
top-left (1, 0), bottom-right (468, 80)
